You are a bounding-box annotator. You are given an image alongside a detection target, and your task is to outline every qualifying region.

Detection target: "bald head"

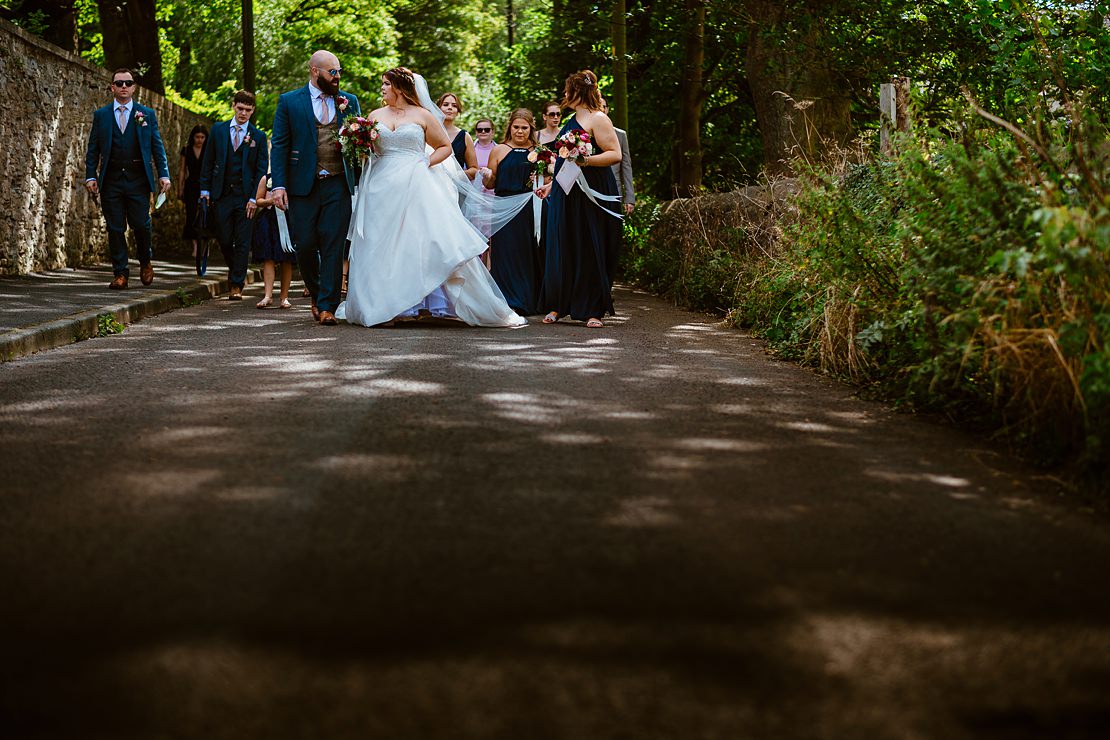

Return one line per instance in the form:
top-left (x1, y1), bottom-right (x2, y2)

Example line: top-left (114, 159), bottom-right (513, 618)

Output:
top-left (309, 50), bottom-right (342, 94)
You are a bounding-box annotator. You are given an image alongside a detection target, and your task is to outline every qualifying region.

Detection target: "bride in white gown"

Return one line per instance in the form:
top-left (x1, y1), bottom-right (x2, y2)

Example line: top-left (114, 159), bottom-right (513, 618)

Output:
top-left (336, 68), bottom-right (530, 328)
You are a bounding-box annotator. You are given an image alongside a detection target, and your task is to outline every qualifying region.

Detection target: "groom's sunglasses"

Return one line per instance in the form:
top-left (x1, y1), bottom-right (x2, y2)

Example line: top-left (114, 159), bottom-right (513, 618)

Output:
top-left (327, 68), bottom-right (343, 77)
top-left (113, 80), bottom-right (136, 88)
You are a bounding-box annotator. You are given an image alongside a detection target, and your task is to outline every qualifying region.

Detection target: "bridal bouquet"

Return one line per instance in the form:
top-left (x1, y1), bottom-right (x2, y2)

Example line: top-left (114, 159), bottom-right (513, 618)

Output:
top-left (555, 129), bottom-right (594, 165)
top-left (526, 145), bottom-right (557, 186)
top-left (335, 117), bottom-right (380, 168)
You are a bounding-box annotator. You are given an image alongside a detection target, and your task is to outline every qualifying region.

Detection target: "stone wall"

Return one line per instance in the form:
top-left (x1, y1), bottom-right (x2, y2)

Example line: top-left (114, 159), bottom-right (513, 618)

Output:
top-left (0, 19), bottom-right (209, 275)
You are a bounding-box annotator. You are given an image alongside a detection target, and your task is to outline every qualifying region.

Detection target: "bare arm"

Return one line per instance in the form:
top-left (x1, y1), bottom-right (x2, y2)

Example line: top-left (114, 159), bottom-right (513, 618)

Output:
top-left (424, 112), bottom-right (453, 167)
top-left (483, 145), bottom-right (508, 189)
top-left (176, 154), bottom-right (186, 195)
top-left (462, 133), bottom-right (479, 178)
top-left (586, 112), bottom-right (622, 168)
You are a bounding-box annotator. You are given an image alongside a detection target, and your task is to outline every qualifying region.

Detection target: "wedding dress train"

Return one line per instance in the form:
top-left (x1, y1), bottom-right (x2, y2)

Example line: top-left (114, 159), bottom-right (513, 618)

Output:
top-left (336, 121), bottom-right (527, 329)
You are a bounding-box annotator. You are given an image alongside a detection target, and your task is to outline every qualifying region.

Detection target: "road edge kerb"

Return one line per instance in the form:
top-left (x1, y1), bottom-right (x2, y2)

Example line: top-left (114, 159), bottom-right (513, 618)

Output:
top-left (0, 268), bottom-right (262, 362)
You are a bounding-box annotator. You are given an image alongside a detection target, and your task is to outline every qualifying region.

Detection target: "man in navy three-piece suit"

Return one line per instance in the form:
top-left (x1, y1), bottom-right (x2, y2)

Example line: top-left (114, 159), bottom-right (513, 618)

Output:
top-left (270, 50), bottom-right (360, 326)
top-left (84, 68), bottom-right (172, 290)
top-left (199, 90), bottom-right (269, 300)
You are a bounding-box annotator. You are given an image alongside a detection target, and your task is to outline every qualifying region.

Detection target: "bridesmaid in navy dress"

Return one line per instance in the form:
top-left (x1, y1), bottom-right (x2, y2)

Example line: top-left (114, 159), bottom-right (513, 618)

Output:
top-left (535, 70), bottom-right (623, 328)
top-left (483, 108), bottom-right (544, 315)
top-left (437, 92), bottom-right (478, 178)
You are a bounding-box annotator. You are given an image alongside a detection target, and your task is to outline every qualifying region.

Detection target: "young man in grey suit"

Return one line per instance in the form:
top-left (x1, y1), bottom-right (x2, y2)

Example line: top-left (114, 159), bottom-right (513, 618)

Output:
top-left (84, 68), bottom-right (172, 289)
top-left (270, 50), bottom-right (361, 326)
top-left (601, 98), bottom-right (635, 215)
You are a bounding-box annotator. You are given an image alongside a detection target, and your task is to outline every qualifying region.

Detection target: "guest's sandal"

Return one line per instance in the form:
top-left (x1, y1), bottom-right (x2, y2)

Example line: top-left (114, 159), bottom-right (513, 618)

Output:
top-left (279, 299), bottom-right (293, 309)
top-left (542, 312), bottom-right (559, 324)
top-left (586, 318), bottom-right (604, 328)
top-left (256, 297), bottom-right (273, 309)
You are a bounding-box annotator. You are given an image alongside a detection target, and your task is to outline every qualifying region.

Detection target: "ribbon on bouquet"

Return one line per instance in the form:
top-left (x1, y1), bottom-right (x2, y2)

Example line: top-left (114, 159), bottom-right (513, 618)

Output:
top-left (276, 206), bottom-right (294, 254)
top-left (348, 156), bottom-right (374, 241)
top-left (555, 160), bottom-right (624, 220)
top-left (532, 192), bottom-right (543, 244)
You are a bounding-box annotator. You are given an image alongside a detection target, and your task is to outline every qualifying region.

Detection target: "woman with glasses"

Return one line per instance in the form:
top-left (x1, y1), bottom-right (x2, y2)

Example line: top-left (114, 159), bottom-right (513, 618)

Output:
top-left (482, 109), bottom-right (544, 315)
top-left (538, 100), bottom-right (562, 147)
top-left (437, 93), bottom-right (478, 179)
top-left (534, 70), bottom-right (623, 328)
top-left (473, 118), bottom-right (497, 195)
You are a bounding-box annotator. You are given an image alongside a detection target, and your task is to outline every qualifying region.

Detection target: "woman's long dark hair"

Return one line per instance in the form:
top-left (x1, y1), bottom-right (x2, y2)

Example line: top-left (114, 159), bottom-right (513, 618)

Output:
top-left (187, 124), bottom-right (208, 146)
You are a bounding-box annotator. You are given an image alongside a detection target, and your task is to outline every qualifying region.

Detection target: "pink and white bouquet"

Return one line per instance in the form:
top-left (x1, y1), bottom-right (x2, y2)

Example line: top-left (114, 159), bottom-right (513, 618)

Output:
top-left (334, 116), bottom-right (380, 168)
top-left (526, 145), bottom-right (557, 186)
top-left (555, 129), bottom-right (593, 165)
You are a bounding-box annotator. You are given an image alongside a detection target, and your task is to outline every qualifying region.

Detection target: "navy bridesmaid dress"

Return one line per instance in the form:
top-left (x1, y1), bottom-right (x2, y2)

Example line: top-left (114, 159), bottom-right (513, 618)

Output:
top-left (541, 116), bottom-right (622, 320)
top-left (490, 147), bottom-right (542, 315)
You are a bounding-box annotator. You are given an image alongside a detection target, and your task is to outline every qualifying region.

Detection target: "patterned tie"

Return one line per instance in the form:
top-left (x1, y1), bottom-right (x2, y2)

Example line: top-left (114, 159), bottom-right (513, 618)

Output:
top-left (319, 95), bottom-right (332, 125)
top-left (117, 105), bottom-right (127, 133)
top-left (232, 126), bottom-right (242, 151)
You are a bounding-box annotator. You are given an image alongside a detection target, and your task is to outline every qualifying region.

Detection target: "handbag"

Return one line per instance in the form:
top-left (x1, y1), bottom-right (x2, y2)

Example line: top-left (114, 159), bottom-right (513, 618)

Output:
top-left (194, 198), bottom-right (209, 234)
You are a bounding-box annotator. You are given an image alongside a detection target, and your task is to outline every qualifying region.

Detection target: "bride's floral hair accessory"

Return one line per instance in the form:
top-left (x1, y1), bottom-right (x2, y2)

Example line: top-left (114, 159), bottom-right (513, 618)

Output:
top-left (383, 67), bottom-right (421, 106)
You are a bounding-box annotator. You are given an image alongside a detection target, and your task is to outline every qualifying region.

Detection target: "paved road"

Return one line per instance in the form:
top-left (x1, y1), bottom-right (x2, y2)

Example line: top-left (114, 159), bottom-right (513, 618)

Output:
top-left (2, 287), bottom-right (1109, 739)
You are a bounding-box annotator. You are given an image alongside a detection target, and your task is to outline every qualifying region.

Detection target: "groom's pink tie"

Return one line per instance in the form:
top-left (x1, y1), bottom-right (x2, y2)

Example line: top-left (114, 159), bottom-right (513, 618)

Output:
top-left (319, 95), bottom-right (332, 125)
top-left (117, 105), bottom-right (127, 133)
top-left (232, 126), bottom-right (242, 151)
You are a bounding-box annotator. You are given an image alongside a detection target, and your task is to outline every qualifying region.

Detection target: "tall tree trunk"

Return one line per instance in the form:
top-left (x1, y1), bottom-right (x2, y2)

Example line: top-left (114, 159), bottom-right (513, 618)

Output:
top-left (507, 0), bottom-right (514, 48)
top-left (96, 0), bottom-right (163, 93)
top-left (610, 0), bottom-right (628, 131)
top-left (744, 1), bottom-right (852, 174)
top-left (672, 0), bottom-right (705, 197)
top-left (11, 0), bottom-right (77, 51)
top-left (242, 0), bottom-right (255, 92)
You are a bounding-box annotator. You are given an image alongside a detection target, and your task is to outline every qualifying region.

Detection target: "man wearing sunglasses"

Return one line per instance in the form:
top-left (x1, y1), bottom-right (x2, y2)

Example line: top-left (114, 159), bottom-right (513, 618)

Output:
top-left (270, 50), bottom-right (361, 326)
top-left (84, 68), bottom-right (172, 290)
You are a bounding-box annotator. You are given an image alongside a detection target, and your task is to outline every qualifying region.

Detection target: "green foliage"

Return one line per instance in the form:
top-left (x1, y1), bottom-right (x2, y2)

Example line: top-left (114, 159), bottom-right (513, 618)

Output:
top-left (175, 287), bottom-right (200, 307)
top-left (96, 312), bottom-right (124, 336)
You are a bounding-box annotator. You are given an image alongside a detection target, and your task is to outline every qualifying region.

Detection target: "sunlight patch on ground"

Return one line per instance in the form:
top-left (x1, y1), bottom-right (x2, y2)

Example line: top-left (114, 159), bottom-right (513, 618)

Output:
top-left (716, 376), bottom-right (768, 387)
top-left (863, 468), bottom-right (972, 488)
top-left (780, 420), bottom-right (845, 434)
top-left (122, 469), bottom-right (221, 495)
top-left (540, 432), bottom-right (606, 445)
top-left (603, 496), bottom-right (678, 527)
top-left (674, 438), bottom-right (766, 453)
top-left (712, 403), bottom-right (754, 415)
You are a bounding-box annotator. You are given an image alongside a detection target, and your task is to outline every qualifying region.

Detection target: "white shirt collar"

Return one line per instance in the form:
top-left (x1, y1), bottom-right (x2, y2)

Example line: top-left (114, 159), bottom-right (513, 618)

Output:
top-left (115, 100), bottom-right (134, 112)
top-left (308, 81), bottom-right (327, 99)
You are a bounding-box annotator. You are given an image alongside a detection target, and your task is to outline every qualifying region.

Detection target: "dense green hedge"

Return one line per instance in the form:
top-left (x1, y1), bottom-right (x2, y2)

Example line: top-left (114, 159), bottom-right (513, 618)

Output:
top-left (621, 114), bottom-right (1109, 490)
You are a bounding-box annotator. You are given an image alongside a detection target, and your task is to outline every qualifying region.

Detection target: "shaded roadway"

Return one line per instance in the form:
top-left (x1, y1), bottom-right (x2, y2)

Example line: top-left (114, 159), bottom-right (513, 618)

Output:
top-left (1, 286), bottom-right (1109, 739)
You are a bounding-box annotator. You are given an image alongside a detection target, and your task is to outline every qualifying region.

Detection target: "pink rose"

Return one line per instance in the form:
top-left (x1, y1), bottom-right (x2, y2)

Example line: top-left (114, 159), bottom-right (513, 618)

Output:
top-left (558, 147), bottom-right (570, 159)
top-left (527, 150), bottom-right (539, 163)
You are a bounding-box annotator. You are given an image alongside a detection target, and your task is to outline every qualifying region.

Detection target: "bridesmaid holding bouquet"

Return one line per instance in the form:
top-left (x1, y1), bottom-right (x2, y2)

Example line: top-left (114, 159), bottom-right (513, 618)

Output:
top-left (535, 70), bottom-right (623, 328)
top-left (483, 109), bottom-right (544, 316)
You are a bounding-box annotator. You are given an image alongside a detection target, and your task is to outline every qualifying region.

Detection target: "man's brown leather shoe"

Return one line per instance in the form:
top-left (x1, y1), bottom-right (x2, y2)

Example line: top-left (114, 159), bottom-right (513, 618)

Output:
top-left (318, 311), bottom-right (338, 326)
top-left (140, 263), bottom-right (154, 286)
top-left (228, 287), bottom-right (243, 301)
top-left (108, 275), bottom-right (128, 290)
top-left (310, 301), bottom-right (321, 321)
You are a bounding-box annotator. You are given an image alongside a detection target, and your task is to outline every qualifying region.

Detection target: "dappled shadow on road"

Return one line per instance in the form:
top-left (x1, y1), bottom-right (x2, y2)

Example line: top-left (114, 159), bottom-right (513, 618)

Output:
top-left (2, 287), bottom-right (1110, 738)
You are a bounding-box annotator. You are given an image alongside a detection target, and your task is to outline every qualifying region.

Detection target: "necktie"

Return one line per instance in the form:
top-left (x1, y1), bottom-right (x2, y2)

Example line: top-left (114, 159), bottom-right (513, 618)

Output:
top-left (232, 126), bottom-right (242, 151)
top-left (319, 95), bottom-right (332, 125)
top-left (117, 106), bottom-right (127, 133)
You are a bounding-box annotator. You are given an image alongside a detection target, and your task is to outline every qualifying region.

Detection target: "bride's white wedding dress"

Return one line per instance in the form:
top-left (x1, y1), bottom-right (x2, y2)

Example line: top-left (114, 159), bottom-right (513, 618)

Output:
top-left (335, 122), bottom-right (527, 328)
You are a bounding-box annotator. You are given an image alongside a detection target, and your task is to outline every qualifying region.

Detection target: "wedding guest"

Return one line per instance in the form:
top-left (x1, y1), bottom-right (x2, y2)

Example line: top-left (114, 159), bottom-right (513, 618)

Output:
top-left (473, 117), bottom-right (496, 194)
top-left (482, 109), bottom-right (543, 315)
top-left (535, 70), bottom-right (623, 328)
top-left (84, 67), bottom-right (172, 290)
top-left (200, 90), bottom-right (269, 301)
top-left (438, 92), bottom-right (478, 178)
top-left (177, 124), bottom-right (208, 275)
top-left (249, 175), bottom-right (296, 309)
top-left (600, 97), bottom-right (635, 215)
top-left (538, 100), bottom-right (562, 146)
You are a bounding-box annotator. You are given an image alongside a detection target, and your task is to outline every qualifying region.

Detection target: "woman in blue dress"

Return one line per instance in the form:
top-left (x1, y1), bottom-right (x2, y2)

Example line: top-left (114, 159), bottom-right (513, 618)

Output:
top-left (483, 108), bottom-right (544, 316)
top-left (535, 70), bottom-right (623, 328)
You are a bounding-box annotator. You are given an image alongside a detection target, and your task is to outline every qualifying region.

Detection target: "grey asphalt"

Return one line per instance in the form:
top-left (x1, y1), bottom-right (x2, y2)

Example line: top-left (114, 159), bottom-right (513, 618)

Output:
top-left (1, 285), bottom-right (1109, 739)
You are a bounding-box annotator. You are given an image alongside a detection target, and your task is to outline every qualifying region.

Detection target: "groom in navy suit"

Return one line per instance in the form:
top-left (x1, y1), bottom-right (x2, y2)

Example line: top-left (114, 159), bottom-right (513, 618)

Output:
top-left (270, 50), bottom-right (360, 325)
top-left (199, 90), bottom-right (269, 300)
top-left (84, 68), bottom-right (171, 289)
